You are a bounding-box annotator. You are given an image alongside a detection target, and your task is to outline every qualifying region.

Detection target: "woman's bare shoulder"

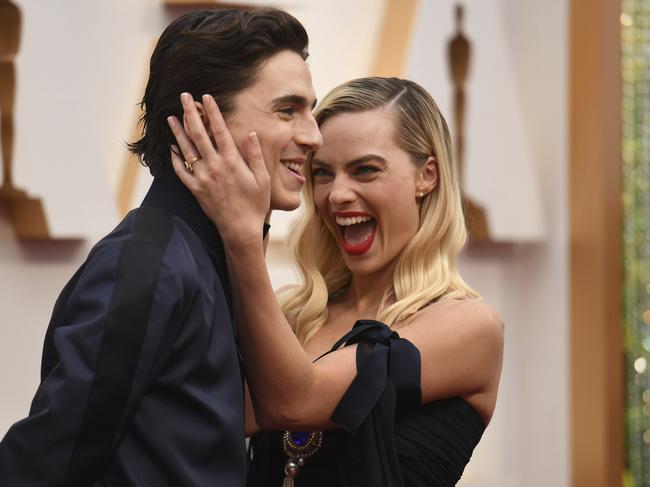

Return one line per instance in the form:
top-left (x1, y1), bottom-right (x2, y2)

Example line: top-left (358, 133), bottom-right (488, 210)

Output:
top-left (399, 298), bottom-right (504, 354)
top-left (398, 298), bottom-right (504, 403)
top-left (401, 297), bottom-right (502, 329)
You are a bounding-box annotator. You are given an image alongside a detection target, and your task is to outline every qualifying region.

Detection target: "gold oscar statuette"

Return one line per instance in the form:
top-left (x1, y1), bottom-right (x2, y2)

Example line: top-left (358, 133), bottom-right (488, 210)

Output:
top-left (0, 0), bottom-right (51, 238)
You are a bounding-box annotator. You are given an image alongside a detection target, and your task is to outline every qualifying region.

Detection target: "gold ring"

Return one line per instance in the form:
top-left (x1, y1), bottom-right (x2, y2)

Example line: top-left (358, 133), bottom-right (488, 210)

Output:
top-left (184, 156), bottom-right (200, 173)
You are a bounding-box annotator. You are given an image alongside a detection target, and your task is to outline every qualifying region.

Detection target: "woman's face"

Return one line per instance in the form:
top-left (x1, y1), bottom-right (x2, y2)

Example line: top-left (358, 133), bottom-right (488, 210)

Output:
top-left (311, 109), bottom-right (431, 276)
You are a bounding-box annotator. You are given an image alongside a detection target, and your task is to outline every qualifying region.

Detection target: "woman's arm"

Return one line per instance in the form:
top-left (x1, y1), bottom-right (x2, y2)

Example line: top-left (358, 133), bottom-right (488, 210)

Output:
top-left (227, 238), bottom-right (358, 431)
top-left (245, 382), bottom-right (260, 437)
top-left (229, 238), bottom-right (502, 429)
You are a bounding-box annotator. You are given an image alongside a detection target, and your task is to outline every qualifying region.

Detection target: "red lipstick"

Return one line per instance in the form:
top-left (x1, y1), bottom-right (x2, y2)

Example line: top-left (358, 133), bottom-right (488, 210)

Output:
top-left (332, 212), bottom-right (377, 256)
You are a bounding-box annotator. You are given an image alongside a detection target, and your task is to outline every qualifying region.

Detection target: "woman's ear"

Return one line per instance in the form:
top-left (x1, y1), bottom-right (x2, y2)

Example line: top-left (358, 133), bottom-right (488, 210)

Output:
top-left (415, 157), bottom-right (438, 196)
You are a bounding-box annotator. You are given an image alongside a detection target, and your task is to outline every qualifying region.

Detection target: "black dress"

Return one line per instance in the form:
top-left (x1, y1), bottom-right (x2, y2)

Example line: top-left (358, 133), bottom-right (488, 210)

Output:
top-left (247, 320), bottom-right (486, 487)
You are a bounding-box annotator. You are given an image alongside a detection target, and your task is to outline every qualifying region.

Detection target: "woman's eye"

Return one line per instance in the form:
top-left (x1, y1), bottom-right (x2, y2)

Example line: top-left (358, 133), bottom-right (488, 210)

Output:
top-left (311, 168), bottom-right (330, 177)
top-left (355, 165), bottom-right (379, 175)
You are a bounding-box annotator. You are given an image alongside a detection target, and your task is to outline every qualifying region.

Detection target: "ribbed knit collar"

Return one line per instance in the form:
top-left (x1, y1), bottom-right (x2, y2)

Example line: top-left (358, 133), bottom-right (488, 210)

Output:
top-left (140, 173), bottom-right (225, 266)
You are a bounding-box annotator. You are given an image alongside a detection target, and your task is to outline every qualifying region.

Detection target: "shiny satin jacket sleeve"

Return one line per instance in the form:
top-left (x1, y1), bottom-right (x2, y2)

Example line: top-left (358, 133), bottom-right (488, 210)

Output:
top-left (0, 206), bottom-right (247, 487)
top-left (0, 207), bottom-right (184, 486)
top-left (329, 319), bottom-right (422, 487)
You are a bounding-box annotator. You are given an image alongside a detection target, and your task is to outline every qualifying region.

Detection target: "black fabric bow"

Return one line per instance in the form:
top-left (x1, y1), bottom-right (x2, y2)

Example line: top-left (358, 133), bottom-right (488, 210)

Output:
top-left (329, 320), bottom-right (422, 434)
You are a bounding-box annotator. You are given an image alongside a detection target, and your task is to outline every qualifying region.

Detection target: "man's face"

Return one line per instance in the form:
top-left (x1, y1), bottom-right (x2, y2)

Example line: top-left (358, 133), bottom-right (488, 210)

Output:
top-left (225, 50), bottom-right (322, 211)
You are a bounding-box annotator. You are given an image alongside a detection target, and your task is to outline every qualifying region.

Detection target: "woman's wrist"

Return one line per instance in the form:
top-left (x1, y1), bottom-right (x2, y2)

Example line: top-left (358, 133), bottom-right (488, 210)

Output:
top-left (224, 233), bottom-right (265, 259)
top-left (216, 219), bottom-right (266, 249)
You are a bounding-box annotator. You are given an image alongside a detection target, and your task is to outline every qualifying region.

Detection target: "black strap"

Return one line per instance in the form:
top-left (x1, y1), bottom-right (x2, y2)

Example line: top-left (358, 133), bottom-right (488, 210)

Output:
top-left (63, 207), bottom-right (173, 486)
top-left (329, 320), bottom-right (422, 434)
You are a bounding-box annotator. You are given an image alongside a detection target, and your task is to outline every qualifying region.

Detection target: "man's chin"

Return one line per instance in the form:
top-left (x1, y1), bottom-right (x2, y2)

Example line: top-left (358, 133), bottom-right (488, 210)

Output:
top-left (270, 194), bottom-right (302, 212)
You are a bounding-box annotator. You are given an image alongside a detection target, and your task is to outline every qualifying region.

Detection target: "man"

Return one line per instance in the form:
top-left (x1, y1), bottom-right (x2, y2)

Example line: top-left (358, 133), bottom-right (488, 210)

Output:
top-left (0, 8), bottom-right (321, 486)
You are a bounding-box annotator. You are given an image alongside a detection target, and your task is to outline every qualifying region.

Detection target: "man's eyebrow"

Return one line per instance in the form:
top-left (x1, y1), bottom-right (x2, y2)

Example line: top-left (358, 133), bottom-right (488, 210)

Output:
top-left (271, 94), bottom-right (317, 109)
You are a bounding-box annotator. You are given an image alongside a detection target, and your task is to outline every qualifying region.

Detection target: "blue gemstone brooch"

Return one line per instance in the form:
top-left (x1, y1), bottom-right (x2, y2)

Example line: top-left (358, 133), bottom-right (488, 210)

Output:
top-left (281, 430), bottom-right (323, 487)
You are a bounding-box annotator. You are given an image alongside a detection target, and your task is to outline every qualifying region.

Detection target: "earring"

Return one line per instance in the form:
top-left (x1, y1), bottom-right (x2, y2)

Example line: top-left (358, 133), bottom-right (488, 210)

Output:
top-left (417, 192), bottom-right (425, 198)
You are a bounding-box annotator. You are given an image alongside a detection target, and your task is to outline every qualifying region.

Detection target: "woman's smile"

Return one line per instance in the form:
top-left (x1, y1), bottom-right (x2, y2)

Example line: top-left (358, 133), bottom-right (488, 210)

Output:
top-left (332, 211), bottom-right (378, 255)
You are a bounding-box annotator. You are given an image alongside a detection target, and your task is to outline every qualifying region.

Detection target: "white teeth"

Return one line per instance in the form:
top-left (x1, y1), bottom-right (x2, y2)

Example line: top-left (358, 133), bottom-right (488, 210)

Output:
top-left (335, 215), bottom-right (372, 226)
top-left (282, 161), bottom-right (302, 172)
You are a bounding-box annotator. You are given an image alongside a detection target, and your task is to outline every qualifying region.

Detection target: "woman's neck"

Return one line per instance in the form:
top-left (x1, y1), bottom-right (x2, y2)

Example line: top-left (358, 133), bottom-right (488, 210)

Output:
top-left (342, 262), bottom-right (396, 319)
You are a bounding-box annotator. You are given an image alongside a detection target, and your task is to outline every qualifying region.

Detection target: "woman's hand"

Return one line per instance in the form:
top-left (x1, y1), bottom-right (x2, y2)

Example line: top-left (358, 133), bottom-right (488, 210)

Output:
top-left (167, 92), bottom-right (270, 247)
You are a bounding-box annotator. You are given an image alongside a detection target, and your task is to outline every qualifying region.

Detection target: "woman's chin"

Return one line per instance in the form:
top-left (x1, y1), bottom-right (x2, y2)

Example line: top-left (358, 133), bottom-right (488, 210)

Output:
top-left (342, 255), bottom-right (380, 276)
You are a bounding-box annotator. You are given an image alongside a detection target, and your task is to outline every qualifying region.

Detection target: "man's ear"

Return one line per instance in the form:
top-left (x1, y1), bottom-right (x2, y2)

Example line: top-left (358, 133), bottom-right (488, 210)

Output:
top-left (180, 101), bottom-right (209, 134)
top-left (194, 101), bottom-right (209, 128)
top-left (189, 101), bottom-right (216, 146)
top-left (415, 157), bottom-right (438, 196)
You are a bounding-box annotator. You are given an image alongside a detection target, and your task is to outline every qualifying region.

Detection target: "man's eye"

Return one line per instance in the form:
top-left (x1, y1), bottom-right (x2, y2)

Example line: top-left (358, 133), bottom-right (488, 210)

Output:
top-left (278, 107), bottom-right (296, 116)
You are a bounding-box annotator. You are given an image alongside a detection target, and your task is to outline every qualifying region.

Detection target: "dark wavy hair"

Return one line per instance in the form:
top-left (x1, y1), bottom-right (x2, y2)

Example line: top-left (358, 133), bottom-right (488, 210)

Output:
top-left (128, 8), bottom-right (309, 177)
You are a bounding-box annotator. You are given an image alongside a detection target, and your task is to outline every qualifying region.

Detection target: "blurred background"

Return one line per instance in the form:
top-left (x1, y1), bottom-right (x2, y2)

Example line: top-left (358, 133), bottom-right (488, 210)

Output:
top-left (0, 1), bottom-right (635, 486)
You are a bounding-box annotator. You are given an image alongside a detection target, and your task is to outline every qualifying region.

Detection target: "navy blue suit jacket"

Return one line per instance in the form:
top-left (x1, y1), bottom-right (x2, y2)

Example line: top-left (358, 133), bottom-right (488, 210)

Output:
top-left (0, 176), bottom-right (246, 486)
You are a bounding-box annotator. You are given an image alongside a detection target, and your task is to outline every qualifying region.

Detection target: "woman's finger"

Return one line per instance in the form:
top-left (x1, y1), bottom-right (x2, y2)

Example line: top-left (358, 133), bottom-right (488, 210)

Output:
top-left (182, 106), bottom-right (212, 148)
top-left (244, 132), bottom-right (269, 183)
top-left (170, 145), bottom-right (198, 190)
top-left (180, 92), bottom-right (218, 161)
top-left (167, 115), bottom-right (200, 166)
top-left (202, 94), bottom-right (239, 162)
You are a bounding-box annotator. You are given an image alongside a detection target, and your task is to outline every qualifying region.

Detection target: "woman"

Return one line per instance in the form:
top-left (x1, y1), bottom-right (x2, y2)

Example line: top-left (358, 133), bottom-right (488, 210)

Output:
top-left (168, 77), bottom-right (503, 486)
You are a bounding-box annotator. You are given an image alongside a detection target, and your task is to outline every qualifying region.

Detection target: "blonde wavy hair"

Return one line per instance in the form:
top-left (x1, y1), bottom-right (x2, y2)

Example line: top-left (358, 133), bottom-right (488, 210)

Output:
top-left (280, 77), bottom-right (479, 345)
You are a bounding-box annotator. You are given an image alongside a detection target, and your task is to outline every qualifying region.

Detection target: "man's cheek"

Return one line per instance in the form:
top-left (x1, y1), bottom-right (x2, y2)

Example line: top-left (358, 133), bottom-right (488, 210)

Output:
top-left (263, 157), bottom-right (275, 175)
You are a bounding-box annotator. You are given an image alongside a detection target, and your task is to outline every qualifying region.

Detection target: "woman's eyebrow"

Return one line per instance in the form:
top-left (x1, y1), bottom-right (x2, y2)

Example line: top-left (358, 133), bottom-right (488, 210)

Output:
top-left (346, 154), bottom-right (387, 167)
top-left (311, 155), bottom-right (388, 169)
top-left (311, 158), bottom-right (330, 168)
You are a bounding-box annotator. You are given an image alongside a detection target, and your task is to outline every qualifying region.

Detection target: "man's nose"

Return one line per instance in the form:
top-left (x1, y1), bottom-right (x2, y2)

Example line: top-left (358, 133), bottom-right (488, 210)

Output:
top-left (296, 114), bottom-right (323, 150)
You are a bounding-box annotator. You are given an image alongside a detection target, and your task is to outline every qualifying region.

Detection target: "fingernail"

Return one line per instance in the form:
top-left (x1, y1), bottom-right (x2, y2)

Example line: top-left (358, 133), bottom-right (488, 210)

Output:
top-left (171, 144), bottom-right (179, 153)
top-left (167, 116), bottom-right (176, 127)
top-left (249, 132), bottom-right (257, 143)
top-left (181, 92), bottom-right (190, 103)
top-left (202, 94), bottom-right (211, 104)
